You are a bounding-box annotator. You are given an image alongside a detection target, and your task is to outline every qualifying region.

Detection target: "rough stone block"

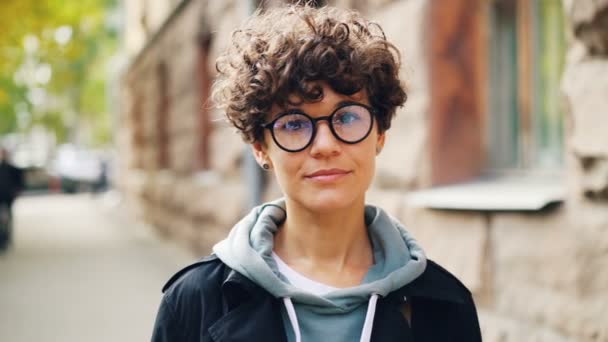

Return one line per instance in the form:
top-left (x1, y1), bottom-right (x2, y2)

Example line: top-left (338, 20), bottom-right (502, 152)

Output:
top-left (193, 221), bottom-right (231, 255)
top-left (365, 188), bottom-right (405, 218)
top-left (569, 0), bottom-right (608, 55)
top-left (569, 216), bottom-right (608, 298)
top-left (491, 210), bottom-right (581, 294)
top-left (375, 113), bottom-right (427, 189)
top-left (569, 0), bottom-right (608, 24)
top-left (371, 0), bottom-right (430, 189)
top-left (183, 173), bottom-right (245, 226)
top-left (141, 146), bottom-right (158, 171)
top-left (169, 51), bottom-right (198, 98)
top-left (170, 135), bottom-right (196, 174)
top-left (184, 180), bottom-right (218, 221)
top-left (373, 0), bottom-right (429, 91)
top-left (172, 214), bottom-right (198, 250)
top-left (562, 60), bottom-right (608, 200)
top-left (154, 170), bottom-right (177, 205)
top-left (171, 178), bottom-right (199, 213)
top-left (495, 282), bottom-right (608, 341)
top-left (400, 205), bottom-right (488, 293)
top-left (207, 0), bottom-right (244, 66)
top-left (479, 309), bottom-right (579, 342)
top-left (361, 0), bottom-right (401, 11)
top-left (139, 171), bottom-right (156, 201)
top-left (209, 181), bottom-right (246, 227)
top-left (209, 124), bottom-right (245, 178)
top-left (122, 169), bottom-right (147, 197)
top-left (170, 97), bottom-right (198, 136)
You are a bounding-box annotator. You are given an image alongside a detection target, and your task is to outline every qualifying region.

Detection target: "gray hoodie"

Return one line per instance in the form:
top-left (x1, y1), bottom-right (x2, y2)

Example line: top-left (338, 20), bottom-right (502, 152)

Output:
top-left (213, 198), bottom-right (427, 342)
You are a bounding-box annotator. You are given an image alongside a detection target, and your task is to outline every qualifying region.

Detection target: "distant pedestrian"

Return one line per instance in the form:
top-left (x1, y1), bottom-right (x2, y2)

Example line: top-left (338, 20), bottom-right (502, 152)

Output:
top-left (152, 3), bottom-right (481, 342)
top-left (0, 148), bottom-right (24, 248)
top-left (92, 159), bottom-right (109, 193)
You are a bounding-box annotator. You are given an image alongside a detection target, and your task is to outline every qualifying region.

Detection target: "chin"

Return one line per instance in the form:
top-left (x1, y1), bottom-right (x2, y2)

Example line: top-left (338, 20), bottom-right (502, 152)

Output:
top-left (296, 190), bottom-right (362, 213)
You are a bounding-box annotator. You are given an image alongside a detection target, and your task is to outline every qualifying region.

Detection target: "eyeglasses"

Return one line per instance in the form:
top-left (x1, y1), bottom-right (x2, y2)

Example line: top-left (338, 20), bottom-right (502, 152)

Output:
top-left (262, 102), bottom-right (375, 152)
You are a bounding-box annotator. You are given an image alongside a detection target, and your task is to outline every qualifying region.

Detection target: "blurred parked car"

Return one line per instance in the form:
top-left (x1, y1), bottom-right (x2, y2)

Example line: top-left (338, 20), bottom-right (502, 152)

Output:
top-left (49, 145), bottom-right (107, 193)
top-left (22, 166), bottom-right (58, 192)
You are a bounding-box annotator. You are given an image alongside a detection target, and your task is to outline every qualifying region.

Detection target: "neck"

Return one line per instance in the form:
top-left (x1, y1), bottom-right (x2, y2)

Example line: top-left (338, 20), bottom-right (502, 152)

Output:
top-left (274, 197), bottom-right (373, 272)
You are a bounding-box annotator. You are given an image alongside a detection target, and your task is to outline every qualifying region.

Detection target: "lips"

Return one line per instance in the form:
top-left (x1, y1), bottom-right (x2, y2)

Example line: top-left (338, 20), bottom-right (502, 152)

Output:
top-left (304, 168), bottom-right (351, 182)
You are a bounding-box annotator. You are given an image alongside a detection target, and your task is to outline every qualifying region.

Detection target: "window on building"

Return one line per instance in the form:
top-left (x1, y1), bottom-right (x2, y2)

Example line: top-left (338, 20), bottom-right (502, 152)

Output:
top-left (131, 90), bottom-right (144, 170)
top-left (157, 62), bottom-right (170, 169)
top-left (417, 0), bottom-right (566, 210)
top-left (487, 0), bottom-right (566, 172)
top-left (197, 35), bottom-right (212, 170)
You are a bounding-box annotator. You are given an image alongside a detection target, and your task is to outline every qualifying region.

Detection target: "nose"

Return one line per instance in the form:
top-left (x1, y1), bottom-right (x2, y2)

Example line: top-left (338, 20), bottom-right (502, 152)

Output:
top-left (309, 121), bottom-right (341, 157)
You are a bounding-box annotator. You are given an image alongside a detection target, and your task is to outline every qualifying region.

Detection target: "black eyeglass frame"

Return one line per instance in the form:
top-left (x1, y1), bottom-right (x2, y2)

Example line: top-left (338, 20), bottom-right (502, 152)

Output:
top-left (261, 101), bottom-right (376, 153)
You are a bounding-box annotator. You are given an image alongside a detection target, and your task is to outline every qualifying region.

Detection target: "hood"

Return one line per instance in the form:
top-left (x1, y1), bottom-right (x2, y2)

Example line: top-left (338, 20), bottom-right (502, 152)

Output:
top-left (213, 198), bottom-right (427, 314)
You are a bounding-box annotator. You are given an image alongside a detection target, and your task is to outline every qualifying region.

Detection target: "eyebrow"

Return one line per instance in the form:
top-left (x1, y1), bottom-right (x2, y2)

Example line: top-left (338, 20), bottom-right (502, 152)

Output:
top-left (276, 100), bottom-right (366, 116)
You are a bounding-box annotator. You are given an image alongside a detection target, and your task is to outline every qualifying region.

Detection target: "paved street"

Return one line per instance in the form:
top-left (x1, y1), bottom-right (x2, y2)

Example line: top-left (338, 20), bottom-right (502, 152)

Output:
top-left (0, 193), bottom-right (194, 342)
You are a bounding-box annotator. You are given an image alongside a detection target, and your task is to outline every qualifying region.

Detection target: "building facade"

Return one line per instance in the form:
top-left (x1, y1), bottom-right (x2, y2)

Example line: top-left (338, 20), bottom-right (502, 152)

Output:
top-left (118, 0), bottom-right (608, 340)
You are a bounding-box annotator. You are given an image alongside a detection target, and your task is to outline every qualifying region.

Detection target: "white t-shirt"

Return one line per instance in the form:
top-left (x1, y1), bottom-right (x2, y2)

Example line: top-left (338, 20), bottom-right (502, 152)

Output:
top-left (272, 252), bottom-right (339, 296)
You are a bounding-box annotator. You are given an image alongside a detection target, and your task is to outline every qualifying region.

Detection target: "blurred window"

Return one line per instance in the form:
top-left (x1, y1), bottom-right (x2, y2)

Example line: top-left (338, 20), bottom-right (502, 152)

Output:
top-left (131, 88), bottom-right (144, 170)
top-left (487, 0), bottom-right (566, 171)
top-left (197, 35), bottom-right (212, 170)
top-left (157, 62), bottom-right (170, 169)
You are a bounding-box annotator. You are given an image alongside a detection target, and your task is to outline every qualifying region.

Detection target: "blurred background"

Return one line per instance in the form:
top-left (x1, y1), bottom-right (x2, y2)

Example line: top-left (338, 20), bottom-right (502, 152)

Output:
top-left (1, 0), bottom-right (607, 341)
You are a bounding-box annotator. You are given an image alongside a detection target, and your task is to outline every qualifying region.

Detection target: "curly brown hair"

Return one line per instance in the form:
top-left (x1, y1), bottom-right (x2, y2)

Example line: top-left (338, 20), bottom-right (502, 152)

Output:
top-left (212, 3), bottom-right (407, 144)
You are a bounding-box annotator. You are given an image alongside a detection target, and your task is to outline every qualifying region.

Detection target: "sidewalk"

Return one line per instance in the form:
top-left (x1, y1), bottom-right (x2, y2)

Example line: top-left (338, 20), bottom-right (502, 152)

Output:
top-left (0, 192), bottom-right (194, 342)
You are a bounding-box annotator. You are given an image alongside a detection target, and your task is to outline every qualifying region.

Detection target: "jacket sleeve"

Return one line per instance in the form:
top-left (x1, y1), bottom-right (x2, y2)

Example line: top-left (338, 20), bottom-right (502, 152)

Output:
top-left (151, 294), bottom-right (186, 342)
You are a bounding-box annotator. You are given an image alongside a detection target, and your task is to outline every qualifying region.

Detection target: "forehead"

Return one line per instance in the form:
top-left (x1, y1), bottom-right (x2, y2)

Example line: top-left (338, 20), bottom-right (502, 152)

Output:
top-left (272, 84), bottom-right (369, 117)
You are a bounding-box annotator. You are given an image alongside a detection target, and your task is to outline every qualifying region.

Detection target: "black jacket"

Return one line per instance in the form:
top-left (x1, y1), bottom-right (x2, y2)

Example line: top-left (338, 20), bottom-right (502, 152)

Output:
top-left (152, 255), bottom-right (482, 341)
top-left (0, 161), bottom-right (24, 204)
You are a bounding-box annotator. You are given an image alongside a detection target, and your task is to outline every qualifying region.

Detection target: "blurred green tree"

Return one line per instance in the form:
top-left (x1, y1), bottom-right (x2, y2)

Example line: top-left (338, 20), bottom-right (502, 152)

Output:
top-left (0, 0), bottom-right (118, 146)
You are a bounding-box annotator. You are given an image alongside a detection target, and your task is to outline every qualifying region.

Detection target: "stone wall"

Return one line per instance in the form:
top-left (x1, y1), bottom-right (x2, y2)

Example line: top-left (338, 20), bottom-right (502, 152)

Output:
top-left (397, 1), bottom-right (608, 340)
top-left (370, 0), bottom-right (431, 190)
top-left (119, 0), bottom-right (608, 340)
top-left (119, 0), bottom-right (249, 254)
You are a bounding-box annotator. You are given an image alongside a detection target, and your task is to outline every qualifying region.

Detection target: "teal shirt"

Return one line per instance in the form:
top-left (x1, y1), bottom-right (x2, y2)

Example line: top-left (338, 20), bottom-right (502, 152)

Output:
top-left (280, 261), bottom-right (386, 342)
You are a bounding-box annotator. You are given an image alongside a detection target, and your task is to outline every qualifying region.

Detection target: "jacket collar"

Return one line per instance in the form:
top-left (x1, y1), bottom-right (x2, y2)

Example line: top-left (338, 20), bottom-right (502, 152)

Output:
top-left (207, 267), bottom-right (285, 341)
top-left (389, 260), bottom-right (469, 304)
top-left (208, 289), bottom-right (287, 342)
top-left (221, 268), bottom-right (270, 310)
top-left (222, 268), bottom-right (263, 294)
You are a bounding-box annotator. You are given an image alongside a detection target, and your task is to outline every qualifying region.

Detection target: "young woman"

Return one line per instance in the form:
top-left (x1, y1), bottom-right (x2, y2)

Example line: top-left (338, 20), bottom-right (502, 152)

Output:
top-left (152, 4), bottom-right (481, 342)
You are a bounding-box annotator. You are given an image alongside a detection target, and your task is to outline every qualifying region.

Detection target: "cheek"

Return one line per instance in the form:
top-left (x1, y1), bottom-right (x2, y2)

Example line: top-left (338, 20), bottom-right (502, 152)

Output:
top-left (355, 140), bottom-right (379, 176)
top-left (268, 152), bottom-right (301, 189)
top-left (362, 151), bottom-right (377, 177)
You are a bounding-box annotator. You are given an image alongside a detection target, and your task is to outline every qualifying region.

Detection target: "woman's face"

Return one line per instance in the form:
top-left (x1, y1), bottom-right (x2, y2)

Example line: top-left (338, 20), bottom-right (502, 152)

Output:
top-left (253, 83), bottom-right (385, 213)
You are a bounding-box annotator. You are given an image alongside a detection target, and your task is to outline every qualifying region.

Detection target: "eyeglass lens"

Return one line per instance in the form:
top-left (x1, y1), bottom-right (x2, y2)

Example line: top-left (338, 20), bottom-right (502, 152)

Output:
top-left (271, 104), bottom-right (372, 151)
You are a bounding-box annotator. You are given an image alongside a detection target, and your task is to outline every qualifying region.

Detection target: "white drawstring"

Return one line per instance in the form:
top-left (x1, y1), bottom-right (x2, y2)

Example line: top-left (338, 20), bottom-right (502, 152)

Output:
top-left (359, 294), bottom-right (379, 342)
top-left (283, 297), bottom-right (301, 342)
top-left (282, 294), bottom-right (379, 342)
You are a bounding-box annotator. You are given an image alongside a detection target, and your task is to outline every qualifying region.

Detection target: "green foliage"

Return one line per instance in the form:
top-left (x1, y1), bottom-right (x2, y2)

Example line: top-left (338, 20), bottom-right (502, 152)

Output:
top-left (32, 110), bottom-right (69, 142)
top-left (0, 77), bottom-right (26, 133)
top-left (0, 0), bottom-right (118, 146)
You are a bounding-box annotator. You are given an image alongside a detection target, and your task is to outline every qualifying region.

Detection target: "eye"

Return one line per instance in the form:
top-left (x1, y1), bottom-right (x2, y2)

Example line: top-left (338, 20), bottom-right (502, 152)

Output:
top-left (285, 120), bottom-right (306, 131)
top-left (275, 114), bottom-right (311, 132)
top-left (334, 111), bottom-right (361, 125)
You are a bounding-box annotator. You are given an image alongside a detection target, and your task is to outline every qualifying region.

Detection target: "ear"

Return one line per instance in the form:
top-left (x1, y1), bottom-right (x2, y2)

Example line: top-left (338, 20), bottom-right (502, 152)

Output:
top-left (251, 142), bottom-right (269, 167)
